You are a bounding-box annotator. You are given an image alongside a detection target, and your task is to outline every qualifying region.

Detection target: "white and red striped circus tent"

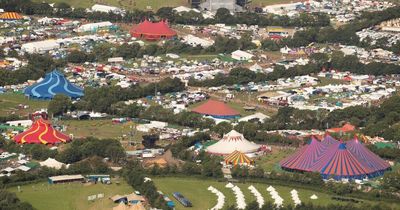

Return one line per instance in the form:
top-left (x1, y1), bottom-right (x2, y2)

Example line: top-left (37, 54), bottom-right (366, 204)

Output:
top-left (206, 130), bottom-right (261, 155)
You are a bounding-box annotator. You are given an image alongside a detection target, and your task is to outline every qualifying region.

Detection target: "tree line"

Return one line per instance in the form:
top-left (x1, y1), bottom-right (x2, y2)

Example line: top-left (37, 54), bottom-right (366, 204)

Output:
top-left (157, 7), bottom-right (330, 27)
top-left (0, 54), bottom-right (65, 86)
top-left (2, 0), bottom-right (330, 28)
top-left (67, 35), bottom-right (256, 64)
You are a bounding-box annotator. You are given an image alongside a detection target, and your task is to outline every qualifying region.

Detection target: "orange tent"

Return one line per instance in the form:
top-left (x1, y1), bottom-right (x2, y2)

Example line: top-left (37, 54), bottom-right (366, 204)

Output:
top-left (326, 123), bottom-right (355, 133)
top-left (0, 12), bottom-right (23, 20)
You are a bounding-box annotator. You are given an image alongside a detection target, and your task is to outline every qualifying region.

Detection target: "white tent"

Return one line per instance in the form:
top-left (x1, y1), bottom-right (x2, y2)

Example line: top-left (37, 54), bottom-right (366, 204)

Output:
top-left (21, 40), bottom-right (59, 54)
top-left (231, 50), bottom-right (254, 61)
top-left (91, 4), bottom-right (123, 14)
top-left (206, 130), bottom-right (260, 155)
top-left (75, 21), bottom-right (113, 33)
top-left (39, 158), bottom-right (65, 170)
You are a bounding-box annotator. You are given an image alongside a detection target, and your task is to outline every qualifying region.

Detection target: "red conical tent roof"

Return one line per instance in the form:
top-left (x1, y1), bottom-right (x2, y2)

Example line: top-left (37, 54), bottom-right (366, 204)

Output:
top-left (130, 20), bottom-right (177, 40)
top-left (13, 118), bottom-right (70, 144)
top-left (192, 100), bottom-right (240, 118)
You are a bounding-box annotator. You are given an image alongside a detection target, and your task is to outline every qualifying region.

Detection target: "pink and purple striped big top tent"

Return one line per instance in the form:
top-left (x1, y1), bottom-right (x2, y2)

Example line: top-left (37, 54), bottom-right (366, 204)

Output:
top-left (280, 135), bottom-right (391, 180)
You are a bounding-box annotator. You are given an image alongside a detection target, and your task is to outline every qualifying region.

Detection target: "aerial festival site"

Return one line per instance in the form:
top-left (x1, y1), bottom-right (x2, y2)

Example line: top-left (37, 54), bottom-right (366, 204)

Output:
top-left (0, 0), bottom-right (400, 210)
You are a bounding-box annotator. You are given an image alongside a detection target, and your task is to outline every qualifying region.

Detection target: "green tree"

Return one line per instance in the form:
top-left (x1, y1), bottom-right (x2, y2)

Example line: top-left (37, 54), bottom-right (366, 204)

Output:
top-left (48, 94), bottom-right (72, 116)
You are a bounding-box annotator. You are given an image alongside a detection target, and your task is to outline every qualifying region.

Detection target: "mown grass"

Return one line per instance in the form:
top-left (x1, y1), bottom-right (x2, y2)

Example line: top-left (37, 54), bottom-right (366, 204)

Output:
top-left (10, 179), bottom-right (133, 210)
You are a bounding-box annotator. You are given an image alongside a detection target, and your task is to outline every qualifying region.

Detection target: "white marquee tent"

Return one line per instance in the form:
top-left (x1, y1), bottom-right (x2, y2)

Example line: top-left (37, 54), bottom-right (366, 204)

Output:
top-left (39, 158), bottom-right (65, 170)
top-left (206, 130), bottom-right (260, 155)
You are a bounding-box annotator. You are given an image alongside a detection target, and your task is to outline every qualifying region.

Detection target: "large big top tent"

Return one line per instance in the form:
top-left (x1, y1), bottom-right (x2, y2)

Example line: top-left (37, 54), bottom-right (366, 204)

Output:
top-left (309, 143), bottom-right (374, 180)
top-left (192, 100), bottom-right (240, 119)
top-left (280, 135), bottom-right (391, 180)
top-left (280, 135), bottom-right (390, 180)
top-left (130, 20), bottom-right (177, 41)
top-left (321, 133), bottom-right (339, 146)
top-left (13, 117), bottom-right (70, 144)
top-left (280, 137), bottom-right (327, 172)
top-left (206, 130), bottom-right (260, 155)
top-left (24, 70), bottom-right (84, 100)
top-left (347, 137), bottom-right (390, 173)
top-left (0, 12), bottom-right (23, 20)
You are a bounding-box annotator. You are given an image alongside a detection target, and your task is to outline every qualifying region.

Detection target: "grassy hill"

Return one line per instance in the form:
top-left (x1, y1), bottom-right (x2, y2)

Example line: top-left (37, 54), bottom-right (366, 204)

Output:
top-left (33, 0), bottom-right (188, 11)
top-left (33, 0), bottom-right (299, 11)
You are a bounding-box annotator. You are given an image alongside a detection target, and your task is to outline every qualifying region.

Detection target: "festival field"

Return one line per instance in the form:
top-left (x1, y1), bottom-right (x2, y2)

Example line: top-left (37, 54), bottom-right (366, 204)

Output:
top-left (0, 93), bottom-right (49, 117)
top-left (257, 146), bottom-right (294, 172)
top-left (9, 180), bottom-right (133, 210)
top-left (60, 119), bottom-right (141, 140)
top-left (153, 177), bottom-right (386, 210)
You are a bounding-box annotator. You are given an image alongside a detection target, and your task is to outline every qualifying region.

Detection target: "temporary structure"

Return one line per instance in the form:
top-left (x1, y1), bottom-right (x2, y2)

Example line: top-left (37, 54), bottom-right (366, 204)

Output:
top-left (0, 12), bottom-right (23, 20)
top-left (280, 137), bottom-right (327, 171)
top-left (224, 150), bottom-right (254, 166)
top-left (192, 100), bottom-right (240, 119)
top-left (24, 70), bottom-right (84, 100)
top-left (326, 123), bottom-right (355, 133)
top-left (280, 136), bottom-right (390, 180)
top-left (206, 130), bottom-right (260, 155)
top-left (310, 143), bottom-right (374, 180)
top-left (321, 133), bottom-right (339, 146)
top-left (13, 117), bottom-right (70, 144)
top-left (347, 137), bottom-right (390, 173)
top-left (130, 20), bottom-right (177, 41)
top-left (40, 158), bottom-right (65, 169)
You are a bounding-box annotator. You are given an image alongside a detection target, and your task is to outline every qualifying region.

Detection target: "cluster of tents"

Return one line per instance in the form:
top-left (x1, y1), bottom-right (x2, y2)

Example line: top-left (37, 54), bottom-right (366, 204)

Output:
top-left (280, 135), bottom-right (391, 180)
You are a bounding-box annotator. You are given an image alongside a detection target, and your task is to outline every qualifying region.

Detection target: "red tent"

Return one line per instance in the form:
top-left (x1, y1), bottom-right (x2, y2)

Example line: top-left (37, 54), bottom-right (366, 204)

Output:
top-left (326, 123), bottom-right (355, 133)
top-left (130, 20), bottom-right (177, 41)
top-left (192, 100), bottom-right (240, 119)
top-left (13, 118), bottom-right (70, 145)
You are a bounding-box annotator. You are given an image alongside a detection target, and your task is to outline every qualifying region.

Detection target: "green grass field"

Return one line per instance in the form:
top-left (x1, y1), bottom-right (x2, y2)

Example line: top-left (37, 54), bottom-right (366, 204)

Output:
top-left (60, 119), bottom-right (143, 140)
top-left (153, 177), bottom-right (387, 210)
top-left (256, 146), bottom-right (294, 172)
top-left (10, 180), bottom-right (133, 210)
top-left (0, 93), bottom-right (49, 117)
